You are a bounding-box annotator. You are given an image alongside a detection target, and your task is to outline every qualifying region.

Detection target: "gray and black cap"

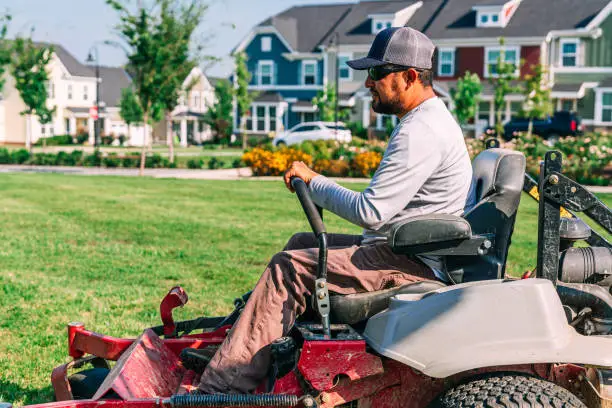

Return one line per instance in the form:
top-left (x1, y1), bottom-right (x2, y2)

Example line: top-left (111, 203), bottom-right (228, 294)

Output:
top-left (347, 27), bottom-right (435, 70)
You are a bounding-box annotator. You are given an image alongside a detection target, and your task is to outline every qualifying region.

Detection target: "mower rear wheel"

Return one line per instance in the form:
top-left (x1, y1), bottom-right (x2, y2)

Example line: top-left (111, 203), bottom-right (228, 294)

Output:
top-left (432, 373), bottom-right (586, 408)
top-left (68, 368), bottom-right (117, 400)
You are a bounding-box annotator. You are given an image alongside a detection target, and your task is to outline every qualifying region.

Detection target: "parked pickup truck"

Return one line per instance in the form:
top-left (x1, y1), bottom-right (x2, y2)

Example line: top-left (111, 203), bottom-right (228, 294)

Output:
top-left (485, 111), bottom-right (583, 141)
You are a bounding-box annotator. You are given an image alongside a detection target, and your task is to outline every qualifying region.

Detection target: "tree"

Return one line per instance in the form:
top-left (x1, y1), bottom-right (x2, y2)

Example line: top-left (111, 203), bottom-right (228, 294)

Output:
top-left (203, 79), bottom-right (234, 142)
top-left (234, 52), bottom-right (255, 150)
top-left (153, 0), bottom-right (206, 163)
top-left (489, 39), bottom-right (523, 137)
top-left (312, 84), bottom-right (349, 122)
top-left (450, 71), bottom-right (482, 127)
top-left (10, 36), bottom-right (55, 151)
top-left (0, 14), bottom-right (12, 95)
top-left (107, 0), bottom-right (207, 175)
top-left (119, 87), bottom-right (143, 144)
top-left (520, 64), bottom-right (552, 137)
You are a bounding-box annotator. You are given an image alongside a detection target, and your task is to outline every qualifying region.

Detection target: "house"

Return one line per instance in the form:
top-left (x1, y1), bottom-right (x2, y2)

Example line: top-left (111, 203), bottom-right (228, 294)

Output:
top-left (426, 0), bottom-right (612, 131)
top-left (151, 67), bottom-right (215, 147)
top-left (234, 0), bottom-right (612, 136)
top-left (0, 44), bottom-right (216, 147)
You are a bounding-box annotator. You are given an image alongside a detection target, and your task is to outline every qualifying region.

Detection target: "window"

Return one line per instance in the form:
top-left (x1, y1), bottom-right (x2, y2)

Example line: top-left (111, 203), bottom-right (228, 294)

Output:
top-left (491, 14), bottom-right (499, 23)
top-left (477, 11), bottom-right (503, 27)
top-left (250, 104), bottom-right (279, 132)
top-left (481, 14), bottom-right (489, 24)
top-left (338, 54), bottom-right (352, 81)
top-left (67, 84), bottom-right (73, 100)
top-left (261, 36), bottom-right (271, 52)
top-left (438, 48), bottom-right (455, 77)
top-left (302, 61), bottom-right (317, 85)
top-left (258, 61), bottom-right (274, 86)
top-left (602, 92), bottom-right (612, 122)
top-left (83, 85), bottom-right (89, 101)
top-left (301, 112), bottom-right (316, 123)
top-left (485, 46), bottom-right (519, 77)
top-left (65, 118), bottom-right (71, 134)
top-left (560, 39), bottom-right (579, 67)
top-left (561, 99), bottom-right (574, 112)
top-left (477, 101), bottom-right (491, 125)
top-left (376, 114), bottom-right (398, 130)
top-left (47, 81), bottom-right (55, 99)
top-left (372, 19), bottom-right (392, 34)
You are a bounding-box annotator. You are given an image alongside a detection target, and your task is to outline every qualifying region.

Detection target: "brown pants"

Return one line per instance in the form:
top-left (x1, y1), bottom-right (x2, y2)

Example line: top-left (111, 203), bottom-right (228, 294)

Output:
top-left (197, 232), bottom-right (435, 394)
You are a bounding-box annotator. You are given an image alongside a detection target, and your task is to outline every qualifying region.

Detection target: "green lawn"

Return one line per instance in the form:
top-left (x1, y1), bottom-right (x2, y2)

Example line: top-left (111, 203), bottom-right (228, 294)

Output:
top-left (0, 174), bottom-right (610, 405)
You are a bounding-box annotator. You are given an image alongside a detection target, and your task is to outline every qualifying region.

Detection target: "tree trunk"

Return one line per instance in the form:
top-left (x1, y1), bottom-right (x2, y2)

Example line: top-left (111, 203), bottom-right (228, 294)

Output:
top-left (241, 115), bottom-right (247, 150)
top-left (166, 113), bottom-right (174, 164)
top-left (139, 114), bottom-right (149, 177)
top-left (25, 115), bottom-right (32, 152)
top-left (127, 123), bottom-right (131, 146)
top-left (527, 118), bottom-right (534, 138)
top-left (495, 107), bottom-right (503, 139)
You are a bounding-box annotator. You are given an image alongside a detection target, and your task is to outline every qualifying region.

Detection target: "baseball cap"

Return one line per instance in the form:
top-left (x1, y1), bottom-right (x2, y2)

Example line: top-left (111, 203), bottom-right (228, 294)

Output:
top-left (346, 27), bottom-right (435, 70)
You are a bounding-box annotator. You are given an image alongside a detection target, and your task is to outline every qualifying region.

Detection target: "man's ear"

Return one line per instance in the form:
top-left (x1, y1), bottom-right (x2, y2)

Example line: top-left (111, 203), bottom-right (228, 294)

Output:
top-left (402, 69), bottom-right (419, 88)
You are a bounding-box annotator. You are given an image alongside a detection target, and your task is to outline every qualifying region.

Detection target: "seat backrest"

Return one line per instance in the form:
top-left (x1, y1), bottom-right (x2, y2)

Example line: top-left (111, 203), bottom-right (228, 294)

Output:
top-left (447, 148), bottom-right (526, 282)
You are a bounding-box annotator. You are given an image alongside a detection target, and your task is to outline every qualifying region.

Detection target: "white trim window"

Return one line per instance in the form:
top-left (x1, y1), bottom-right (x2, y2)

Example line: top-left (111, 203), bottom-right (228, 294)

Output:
top-left (67, 84), bottom-right (73, 100)
top-left (258, 61), bottom-right (275, 86)
top-left (83, 85), bottom-right (89, 101)
top-left (338, 53), bottom-right (353, 81)
top-left (560, 38), bottom-right (580, 67)
top-left (477, 12), bottom-right (501, 27)
top-left (598, 89), bottom-right (612, 123)
top-left (302, 60), bottom-right (317, 85)
top-left (438, 48), bottom-right (455, 77)
top-left (372, 19), bottom-right (392, 34)
top-left (247, 103), bottom-right (280, 132)
top-left (376, 114), bottom-right (398, 130)
top-left (261, 36), bottom-right (272, 52)
top-left (485, 46), bottom-right (520, 78)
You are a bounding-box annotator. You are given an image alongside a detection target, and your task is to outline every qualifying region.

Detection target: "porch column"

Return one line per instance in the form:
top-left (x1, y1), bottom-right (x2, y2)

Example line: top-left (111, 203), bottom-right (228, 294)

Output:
top-left (180, 118), bottom-right (187, 147)
top-left (166, 120), bottom-right (173, 146)
top-left (70, 118), bottom-right (77, 136)
top-left (88, 118), bottom-right (95, 145)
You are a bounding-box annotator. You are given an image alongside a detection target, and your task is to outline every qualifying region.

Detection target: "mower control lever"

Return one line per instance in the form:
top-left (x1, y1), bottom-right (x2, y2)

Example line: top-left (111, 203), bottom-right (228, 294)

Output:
top-left (290, 177), bottom-right (331, 338)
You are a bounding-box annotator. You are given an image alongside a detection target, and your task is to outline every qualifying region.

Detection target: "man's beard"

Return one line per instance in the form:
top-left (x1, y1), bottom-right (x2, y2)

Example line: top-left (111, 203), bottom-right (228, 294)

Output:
top-left (371, 83), bottom-right (403, 115)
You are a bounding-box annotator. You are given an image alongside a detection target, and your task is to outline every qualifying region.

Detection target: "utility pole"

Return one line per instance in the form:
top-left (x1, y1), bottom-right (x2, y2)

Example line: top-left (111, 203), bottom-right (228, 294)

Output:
top-left (87, 46), bottom-right (101, 149)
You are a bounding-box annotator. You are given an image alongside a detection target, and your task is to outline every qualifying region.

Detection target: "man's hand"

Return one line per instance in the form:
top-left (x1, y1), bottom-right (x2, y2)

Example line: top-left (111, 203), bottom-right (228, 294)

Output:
top-left (284, 161), bottom-right (319, 192)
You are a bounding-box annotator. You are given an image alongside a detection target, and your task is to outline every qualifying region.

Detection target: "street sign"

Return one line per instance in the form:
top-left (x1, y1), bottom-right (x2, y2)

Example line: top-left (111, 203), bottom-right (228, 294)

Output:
top-left (89, 106), bottom-right (99, 120)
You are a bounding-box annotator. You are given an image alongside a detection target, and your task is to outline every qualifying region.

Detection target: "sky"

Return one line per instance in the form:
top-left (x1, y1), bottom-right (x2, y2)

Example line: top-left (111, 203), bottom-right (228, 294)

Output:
top-left (0, 0), bottom-right (352, 78)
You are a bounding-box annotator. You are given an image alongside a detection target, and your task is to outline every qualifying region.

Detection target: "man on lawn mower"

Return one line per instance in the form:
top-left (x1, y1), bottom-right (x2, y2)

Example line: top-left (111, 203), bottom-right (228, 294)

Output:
top-left (197, 27), bottom-right (474, 394)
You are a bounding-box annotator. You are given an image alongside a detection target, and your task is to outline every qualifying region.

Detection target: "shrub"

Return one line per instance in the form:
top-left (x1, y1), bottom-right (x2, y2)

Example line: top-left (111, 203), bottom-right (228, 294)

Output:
top-left (76, 133), bottom-right (89, 145)
top-left (71, 150), bottom-right (84, 165)
top-left (102, 153), bottom-right (120, 168)
top-left (145, 154), bottom-right (169, 168)
top-left (118, 135), bottom-right (127, 146)
top-left (0, 148), bottom-right (11, 164)
top-left (29, 153), bottom-right (57, 165)
top-left (187, 159), bottom-right (204, 169)
top-left (101, 135), bottom-right (114, 146)
top-left (83, 151), bottom-right (102, 167)
top-left (346, 122), bottom-right (368, 139)
top-left (208, 157), bottom-right (225, 170)
top-left (34, 135), bottom-right (73, 146)
top-left (232, 158), bottom-right (244, 168)
top-left (11, 149), bottom-right (30, 164)
top-left (55, 151), bottom-right (75, 166)
top-left (120, 153), bottom-right (139, 168)
top-left (351, 151), bottom-right (382, 177)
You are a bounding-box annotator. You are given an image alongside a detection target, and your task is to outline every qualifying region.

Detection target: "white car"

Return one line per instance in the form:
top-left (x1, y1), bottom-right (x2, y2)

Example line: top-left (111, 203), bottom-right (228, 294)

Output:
top-left (273, 122), bottom-right (352, 146)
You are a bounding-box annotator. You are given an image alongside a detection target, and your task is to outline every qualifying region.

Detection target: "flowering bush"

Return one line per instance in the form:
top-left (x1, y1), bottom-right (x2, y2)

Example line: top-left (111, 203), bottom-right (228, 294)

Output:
top-left (242, 147), bottom-right (313, 176)
top-left (351, 151), bottom-right (383, 177)
top-left (510, 132), bottom-right (610, 186)
top-left (313, 159), bottom-right (350, 177)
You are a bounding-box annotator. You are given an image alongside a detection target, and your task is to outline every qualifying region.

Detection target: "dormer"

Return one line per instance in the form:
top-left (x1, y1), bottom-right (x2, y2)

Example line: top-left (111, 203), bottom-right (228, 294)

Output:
top-left (473, 0), bottom-right (521, 28)
top-left (370, 1), bottom-right (423, 34)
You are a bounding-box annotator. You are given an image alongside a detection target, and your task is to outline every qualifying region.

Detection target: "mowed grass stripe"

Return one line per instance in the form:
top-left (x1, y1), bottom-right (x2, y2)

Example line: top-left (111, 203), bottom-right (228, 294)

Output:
top-left (0, 173), bottom-right (610, 405)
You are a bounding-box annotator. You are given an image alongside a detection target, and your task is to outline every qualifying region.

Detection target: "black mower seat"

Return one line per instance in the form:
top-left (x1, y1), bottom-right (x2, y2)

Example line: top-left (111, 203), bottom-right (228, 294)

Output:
top-left (330, 280), bottom-right (446, 324)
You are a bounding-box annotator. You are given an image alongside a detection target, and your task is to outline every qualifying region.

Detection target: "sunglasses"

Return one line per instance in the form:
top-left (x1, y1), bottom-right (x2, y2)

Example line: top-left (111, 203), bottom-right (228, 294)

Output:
top-left (367, 65), bottom-right (410, 81)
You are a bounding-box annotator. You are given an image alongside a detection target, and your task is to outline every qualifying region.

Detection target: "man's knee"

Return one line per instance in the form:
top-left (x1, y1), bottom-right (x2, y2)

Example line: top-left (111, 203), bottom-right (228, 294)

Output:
top-left (284, 232), bottom-right (316, 251)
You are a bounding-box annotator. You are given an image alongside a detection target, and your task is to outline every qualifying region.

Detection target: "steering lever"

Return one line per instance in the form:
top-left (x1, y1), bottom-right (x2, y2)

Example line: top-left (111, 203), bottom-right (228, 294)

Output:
top-left (290, 177), bottom-right (331, 338)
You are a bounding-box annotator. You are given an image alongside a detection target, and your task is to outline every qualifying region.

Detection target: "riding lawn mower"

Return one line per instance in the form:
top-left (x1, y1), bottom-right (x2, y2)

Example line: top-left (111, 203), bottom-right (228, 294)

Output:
top-left (3, 145), bottom-right (611, 408)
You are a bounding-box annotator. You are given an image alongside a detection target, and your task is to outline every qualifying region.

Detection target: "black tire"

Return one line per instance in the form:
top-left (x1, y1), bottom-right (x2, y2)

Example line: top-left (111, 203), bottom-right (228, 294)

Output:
top-left (432, 373), bottom-right (586, 408)
top-left (275, 141), bottom-right (287, 147)
top-left (67, 368), bottom-right (118, 400)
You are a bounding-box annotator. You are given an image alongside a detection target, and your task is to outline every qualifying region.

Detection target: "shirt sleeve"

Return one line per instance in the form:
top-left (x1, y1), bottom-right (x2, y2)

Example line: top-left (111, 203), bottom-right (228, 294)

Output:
top-left (309, 121), bottom-right (443, 231)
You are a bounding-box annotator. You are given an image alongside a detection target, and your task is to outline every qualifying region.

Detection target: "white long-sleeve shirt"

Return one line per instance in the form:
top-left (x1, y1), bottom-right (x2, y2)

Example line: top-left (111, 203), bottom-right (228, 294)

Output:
top-left (309, 97), bottom-right (473, 279)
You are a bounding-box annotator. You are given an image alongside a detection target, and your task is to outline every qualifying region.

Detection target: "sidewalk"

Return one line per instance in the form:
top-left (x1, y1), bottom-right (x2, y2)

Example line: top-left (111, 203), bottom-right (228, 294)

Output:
top-left (0, 164), bottom-right (611, 193)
